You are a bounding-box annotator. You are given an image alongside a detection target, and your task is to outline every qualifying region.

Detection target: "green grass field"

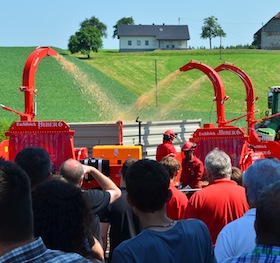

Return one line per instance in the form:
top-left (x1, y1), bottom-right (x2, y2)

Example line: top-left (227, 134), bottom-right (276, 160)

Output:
top-left (1, 47), bottom-right (280, 133)
top-left (89, 49), bottom-right (280, 119)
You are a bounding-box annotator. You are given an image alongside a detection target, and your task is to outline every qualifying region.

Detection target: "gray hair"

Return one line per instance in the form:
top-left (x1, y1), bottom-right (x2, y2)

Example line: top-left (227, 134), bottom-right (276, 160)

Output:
top-left (204, 148), bottom-right (232, 179)
top-left (243, 158), bottom-right (280, 207)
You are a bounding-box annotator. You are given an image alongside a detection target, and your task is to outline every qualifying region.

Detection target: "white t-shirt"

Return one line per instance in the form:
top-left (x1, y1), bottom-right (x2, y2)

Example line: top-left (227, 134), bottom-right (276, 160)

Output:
top-left (215, 208), bottom-right (256, 263)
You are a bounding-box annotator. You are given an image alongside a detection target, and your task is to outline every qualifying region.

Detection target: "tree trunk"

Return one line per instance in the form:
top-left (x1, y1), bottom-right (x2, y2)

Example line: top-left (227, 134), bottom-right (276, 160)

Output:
top-left (209, 37), bottom-right (212, 49)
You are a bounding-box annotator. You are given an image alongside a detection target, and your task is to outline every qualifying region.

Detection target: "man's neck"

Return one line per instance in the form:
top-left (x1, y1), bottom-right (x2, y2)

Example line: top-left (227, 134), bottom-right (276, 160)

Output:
top-left (136, 207), bottom-right (173, 230)
top-left (0, 237), bottom-right (34, 256)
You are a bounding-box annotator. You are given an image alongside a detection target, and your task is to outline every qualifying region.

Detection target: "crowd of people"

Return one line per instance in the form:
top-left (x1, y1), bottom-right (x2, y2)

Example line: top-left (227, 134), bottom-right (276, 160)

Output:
top-left (1, 129), bottom-right (280, 262)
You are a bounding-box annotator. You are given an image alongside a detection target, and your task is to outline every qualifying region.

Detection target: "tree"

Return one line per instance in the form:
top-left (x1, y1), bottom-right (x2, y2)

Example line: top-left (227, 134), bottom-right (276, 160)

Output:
top-left (80, 16), bottom-right (107, 38)
top-left (112, 17), bottom-right (134, 38)
top-left (68, 26), bottom-right (102, 58)
top-left (201, 16), bottom-right (226, 49)
top-left (68, 16), bottom-right (107, 58)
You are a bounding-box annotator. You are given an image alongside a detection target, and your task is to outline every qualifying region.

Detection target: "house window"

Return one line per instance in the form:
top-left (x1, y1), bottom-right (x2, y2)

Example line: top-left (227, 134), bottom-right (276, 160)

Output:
top-left (145, 40), bottom-right (149, 46)
top-left (128, 40), bottom-right (132, 46)
top-left (137, 40), bottom-right (141, 46)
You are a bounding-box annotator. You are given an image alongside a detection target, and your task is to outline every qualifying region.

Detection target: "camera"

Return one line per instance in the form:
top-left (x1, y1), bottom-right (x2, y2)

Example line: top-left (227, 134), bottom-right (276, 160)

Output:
top-left (80, 158), bottom-right (110, 181)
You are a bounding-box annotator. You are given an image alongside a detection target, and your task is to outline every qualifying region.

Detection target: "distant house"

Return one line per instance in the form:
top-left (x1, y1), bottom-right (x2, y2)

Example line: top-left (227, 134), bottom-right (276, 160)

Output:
top-left (254, 12), bottom-right (280, 50)
top-left (117, 24), bottom-right (190, 52)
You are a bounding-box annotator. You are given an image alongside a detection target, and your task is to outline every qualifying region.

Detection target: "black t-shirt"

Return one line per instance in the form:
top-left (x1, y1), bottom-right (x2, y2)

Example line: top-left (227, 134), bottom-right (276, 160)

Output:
top-left (82, 189), bottom-right (111, 243)
top-left (99, 188), bottom-right (141, 262)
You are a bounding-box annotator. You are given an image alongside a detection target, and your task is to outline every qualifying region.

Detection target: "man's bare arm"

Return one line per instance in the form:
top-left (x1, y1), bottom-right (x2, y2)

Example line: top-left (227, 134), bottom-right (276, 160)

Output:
top-left (83, 165), bottom-right (121, 203)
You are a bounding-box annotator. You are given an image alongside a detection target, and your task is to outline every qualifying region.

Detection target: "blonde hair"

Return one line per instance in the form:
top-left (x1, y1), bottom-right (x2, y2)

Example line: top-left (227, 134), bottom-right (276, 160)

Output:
top-left (160, 156), bottom-right (180, 179)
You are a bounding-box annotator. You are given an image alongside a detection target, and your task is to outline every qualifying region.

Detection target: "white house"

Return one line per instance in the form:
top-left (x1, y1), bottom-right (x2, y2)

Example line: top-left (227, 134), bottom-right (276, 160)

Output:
top-left (254, 12), bottom-right (280, 50)
top-left (117, 24), bottom-right (190, 52)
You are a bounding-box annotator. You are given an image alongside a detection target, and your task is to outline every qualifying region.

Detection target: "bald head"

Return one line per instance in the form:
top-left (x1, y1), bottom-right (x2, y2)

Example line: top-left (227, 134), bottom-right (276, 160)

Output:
top-left (59, 158), bottom-right (84, 186)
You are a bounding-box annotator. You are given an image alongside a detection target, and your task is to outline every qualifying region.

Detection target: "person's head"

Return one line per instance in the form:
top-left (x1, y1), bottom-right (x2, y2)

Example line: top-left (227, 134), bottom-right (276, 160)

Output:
top-left (0, 158), bottom-right (33, 244)
top-left (204, 148), bottom-right (232, 182)
top-left (60, 158), bottom-right (84, 187)
top-left (243, 158), bottom-right (280, 207)
top-left (120, 158), bottom-right (138, 184)
top-left (160, 156), bottom-right (180, 180)
top-left (231, 166), bottom-right (243, 186)
top-left (255, 181), bottom-right (280, 246)
top-left (125, 159), bottom-right (170, 213)
top-left (32, 179), bottom-right (93, 258)
top-left (163, 130), bottom-right (176, 141)
top-left (181, 141), bottom-right (196, 161)
top-left (15, 147), bottom-right (52, 190)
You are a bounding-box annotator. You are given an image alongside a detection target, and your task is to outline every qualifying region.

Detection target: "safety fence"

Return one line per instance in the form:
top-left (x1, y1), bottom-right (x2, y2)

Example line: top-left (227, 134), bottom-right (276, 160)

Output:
top-left (69, 119), bottom-right (201, 160)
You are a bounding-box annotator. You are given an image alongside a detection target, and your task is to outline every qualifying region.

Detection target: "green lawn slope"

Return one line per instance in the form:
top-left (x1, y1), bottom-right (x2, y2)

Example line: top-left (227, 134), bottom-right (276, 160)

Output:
top-left (89, 49), bottom-right (280, 127)
top-left (1, 47), bottom-right (280, 130)
top-left (0, 47), bottom-right (137, 124)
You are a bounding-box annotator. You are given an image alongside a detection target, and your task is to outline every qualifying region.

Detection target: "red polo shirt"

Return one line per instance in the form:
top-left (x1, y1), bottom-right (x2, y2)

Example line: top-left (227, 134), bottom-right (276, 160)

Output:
top-left (185, 179), bottom-right (249, 245)
top-left (166, 183), bottom-right (189, 220)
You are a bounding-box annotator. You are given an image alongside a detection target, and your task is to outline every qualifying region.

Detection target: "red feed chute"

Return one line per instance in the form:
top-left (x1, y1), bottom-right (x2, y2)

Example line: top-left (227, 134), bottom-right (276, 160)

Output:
top-left (180, 60), bottom-right (228, 127)
top-left (21, 47), bottom-right (58, 121)
top-left (214, 63), bottom-right (257, 132)
top-left (177, 60), bottom-right (263, 172)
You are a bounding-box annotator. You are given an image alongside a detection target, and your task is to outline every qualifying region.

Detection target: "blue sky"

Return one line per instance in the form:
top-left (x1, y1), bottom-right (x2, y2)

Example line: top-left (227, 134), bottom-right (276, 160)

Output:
top-left (0, 1), bottom-right (279, 50)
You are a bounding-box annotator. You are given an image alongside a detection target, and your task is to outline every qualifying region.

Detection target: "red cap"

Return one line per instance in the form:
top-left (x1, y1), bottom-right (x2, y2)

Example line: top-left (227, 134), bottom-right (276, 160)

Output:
top-left (164, 130), bottom-right (175, 137)
top-left (181, 142), bottom-right (196, 151)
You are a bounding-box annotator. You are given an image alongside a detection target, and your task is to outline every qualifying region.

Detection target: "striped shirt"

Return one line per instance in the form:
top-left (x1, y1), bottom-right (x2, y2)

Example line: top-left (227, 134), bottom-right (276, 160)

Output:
top-left (221, 244), bottom-right (280, 263)
top-left (0, 237), bottom-right (92, 263)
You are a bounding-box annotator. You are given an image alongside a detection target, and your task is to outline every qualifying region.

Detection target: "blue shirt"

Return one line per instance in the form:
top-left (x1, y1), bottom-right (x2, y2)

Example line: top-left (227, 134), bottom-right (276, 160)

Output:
top-left (112, 219), bottom-right (216, 263)
top-left (221, 244), bottom-right (280, 263)
top-left (0, 237), bottom-right (92, 263)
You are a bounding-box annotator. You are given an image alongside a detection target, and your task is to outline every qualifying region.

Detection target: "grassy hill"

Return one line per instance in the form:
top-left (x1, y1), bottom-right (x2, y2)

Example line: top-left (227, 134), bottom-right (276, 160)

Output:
top-left (88, 49), bottom-right (280, 124)
top-left (1, 47), bottom-right (280, 131)
top-left (0, 47), bottom-right (137, 124)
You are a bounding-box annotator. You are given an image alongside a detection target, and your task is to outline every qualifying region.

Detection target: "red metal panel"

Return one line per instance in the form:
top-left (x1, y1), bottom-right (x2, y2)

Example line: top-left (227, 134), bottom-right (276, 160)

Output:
top-left (74, 148), bottom-right (89, 161)
top-left (7, 120), bottom-right (75, 172)
top-left (192, 126), bottom-right (246, 167)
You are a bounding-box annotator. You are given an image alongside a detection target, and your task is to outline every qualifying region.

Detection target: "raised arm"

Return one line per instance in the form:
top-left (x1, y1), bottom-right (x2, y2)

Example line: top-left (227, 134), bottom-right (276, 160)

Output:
top-left (83, 165), bottom-right (121, 203)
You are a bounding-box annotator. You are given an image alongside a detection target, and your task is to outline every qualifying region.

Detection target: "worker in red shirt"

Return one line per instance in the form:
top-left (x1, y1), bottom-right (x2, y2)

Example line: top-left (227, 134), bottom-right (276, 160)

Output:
top-left (156, 130), bottom-right (177, 162)
top-left (180, 141), bottom-right (204, 189)
top-left (160, 156), bottom-right (189, 220)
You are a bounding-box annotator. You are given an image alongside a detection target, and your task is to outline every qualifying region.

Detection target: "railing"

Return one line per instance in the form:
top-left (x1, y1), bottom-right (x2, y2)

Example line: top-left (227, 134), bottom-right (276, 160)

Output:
top-left (69, 119), bottom-right (201, 159)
